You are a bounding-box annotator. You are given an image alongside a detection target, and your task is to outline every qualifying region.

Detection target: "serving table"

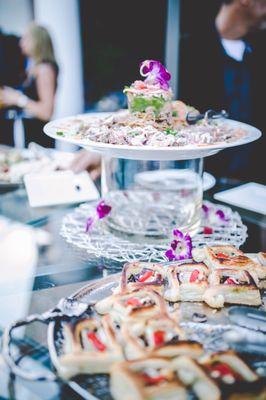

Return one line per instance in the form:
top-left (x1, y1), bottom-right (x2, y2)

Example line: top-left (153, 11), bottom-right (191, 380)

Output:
top-left (0, 181), bottom-right (265, 399)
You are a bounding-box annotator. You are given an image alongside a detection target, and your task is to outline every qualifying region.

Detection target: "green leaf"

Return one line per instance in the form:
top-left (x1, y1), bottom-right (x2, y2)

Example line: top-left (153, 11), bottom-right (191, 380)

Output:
top-left (123, 85), bottom-right (130, 93)
top-left (56, 131), bottom-right (64, 136)
top-left (165, 127), bottom-right (178, 136)
top-left (130, 95), bottom-right (165, 116)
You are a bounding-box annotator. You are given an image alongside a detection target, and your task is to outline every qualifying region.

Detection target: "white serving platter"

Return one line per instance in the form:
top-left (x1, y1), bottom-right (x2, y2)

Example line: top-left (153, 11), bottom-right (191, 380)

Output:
top-left (44, 113), bottom-right (261, 161)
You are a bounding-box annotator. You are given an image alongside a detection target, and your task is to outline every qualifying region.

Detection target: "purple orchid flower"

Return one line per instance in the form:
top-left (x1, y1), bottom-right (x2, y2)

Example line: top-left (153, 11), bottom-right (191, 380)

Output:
top-left (215, 209), bottom-right (227, 221)
top-left (202, 203), bottom-right (228, 226)
top-left (202, 204), bottom-right (209, 214)
top-left (96, 201), bottom-right (112, 219)
top-left (165, 229), bottom-right (192, 261)
top-left (85, 200), bottom-right (112, 233)
top-left (140, 60), bottom-right (171, 89)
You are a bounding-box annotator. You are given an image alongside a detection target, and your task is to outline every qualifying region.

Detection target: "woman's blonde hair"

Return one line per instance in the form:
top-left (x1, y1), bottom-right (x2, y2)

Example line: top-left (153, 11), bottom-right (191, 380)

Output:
top-left (27, 22), bottom-right (56, 65)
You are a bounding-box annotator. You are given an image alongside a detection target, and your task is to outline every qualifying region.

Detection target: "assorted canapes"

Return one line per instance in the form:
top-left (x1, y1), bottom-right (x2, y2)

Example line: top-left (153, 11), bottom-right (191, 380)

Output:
top-left (57, 244), bottom-right (266, 399)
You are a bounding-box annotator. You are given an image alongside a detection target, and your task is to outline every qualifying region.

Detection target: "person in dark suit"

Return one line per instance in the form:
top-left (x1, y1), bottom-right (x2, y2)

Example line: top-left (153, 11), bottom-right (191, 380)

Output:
top-left (179, 0), bottom-right (266, 183)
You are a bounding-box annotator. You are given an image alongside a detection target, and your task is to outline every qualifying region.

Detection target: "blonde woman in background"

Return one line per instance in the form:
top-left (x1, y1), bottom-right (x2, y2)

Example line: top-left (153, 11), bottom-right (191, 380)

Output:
top-left (0, 23), bottom-right (58, 147)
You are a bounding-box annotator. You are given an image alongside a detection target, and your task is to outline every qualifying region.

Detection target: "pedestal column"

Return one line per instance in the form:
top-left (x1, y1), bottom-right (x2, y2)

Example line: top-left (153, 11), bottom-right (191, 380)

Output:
top-left (34, 0), bottom-right (84, 149)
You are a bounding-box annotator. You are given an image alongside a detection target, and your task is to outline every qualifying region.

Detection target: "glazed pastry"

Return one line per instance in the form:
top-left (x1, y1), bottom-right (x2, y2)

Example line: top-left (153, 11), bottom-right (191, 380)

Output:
top-left (203, 269), bottom-right (261, 308)
top-left (95, 288), bottom-right (168, 323)
top-left (256, 251), bottom-right (266, 288)
top-left (192, 245), bottom-right (243, 266)
top-left (246, 252), bottom-right (266, 289)
top-left (121, 315), bottom-right (203, 360)
top-left (257, 251), bottom-right (266, 266)
top-left (173, 356), bottom-right (220, 400)
top-left (165, 262), bottom-right (209, 302)
top-left (226, 388), bottom-right (266, 400)
top-left (57, 316), bottom-right (123, 379)
top-left (115, 261), bottom-right (179, 302)
top-left (192, 244), bottom-right (266, 280)
top-left (110, 357), bottom-right (187, 400)
top-left (201, 351), bottom-right (258, 384)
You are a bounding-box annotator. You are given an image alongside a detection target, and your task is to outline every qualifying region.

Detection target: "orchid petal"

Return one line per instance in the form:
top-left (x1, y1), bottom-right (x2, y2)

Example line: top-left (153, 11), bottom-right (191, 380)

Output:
top-left (170, 240), bottom-right (178, 250)
top-left (96, 201), bottom-right (112, 219)
top-left (139, 60), bottom-right (152, 77)
top-left (215, 209), bottom-right (226, 221)
top-left (173, 229), bottom-right (184, 239)
top-left (85, 216), bottom-right (94, 233)
top-left (202, 204), bottom-right (209, 214)
top-left (139, 60), bottom-right (171, 90)
top-left (85, 200), bottom-right (112, 233)
top-left (165, 249), bottom-right (176, 260)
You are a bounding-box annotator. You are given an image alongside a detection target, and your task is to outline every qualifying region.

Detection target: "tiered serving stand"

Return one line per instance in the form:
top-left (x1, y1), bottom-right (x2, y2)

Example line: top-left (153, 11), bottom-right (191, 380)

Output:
top-left (43, 114), bottom-right (260, 262)
top-left (1, 114), bottom-right (264, 400)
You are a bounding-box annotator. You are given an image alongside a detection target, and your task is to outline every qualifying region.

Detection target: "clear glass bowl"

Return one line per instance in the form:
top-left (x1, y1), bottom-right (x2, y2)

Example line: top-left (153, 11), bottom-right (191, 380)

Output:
top-left (101, 158), bottom-right (203, 242)
top-left (126, 90), bottom-right (173, 120)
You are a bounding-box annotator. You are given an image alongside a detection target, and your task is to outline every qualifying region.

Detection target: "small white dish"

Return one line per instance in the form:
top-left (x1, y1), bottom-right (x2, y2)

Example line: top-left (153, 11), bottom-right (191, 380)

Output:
top-left (134, 169), bottom-right (216, 191)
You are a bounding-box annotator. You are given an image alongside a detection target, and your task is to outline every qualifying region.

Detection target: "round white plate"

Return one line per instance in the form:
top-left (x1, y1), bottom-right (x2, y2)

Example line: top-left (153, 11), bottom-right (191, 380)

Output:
top-left (135, 170), bottom-right (216, 191)
top-left (202, 172), bottom-right (216, 191)
top-left (44, 113), bottom-right (261, 161)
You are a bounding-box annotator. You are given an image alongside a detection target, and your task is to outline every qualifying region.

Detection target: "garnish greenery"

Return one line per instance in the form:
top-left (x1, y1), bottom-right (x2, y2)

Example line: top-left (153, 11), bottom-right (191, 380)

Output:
top-left (130, 95), bottom-right (165, 117)
top-left (56, 131), bottom-right (64, 136)
top-left (165, 127), bottom-right (178, 136)
top-left (123, 86), bottom-right (131, 93)
top-left (172, 111), bottom-right (178, 117)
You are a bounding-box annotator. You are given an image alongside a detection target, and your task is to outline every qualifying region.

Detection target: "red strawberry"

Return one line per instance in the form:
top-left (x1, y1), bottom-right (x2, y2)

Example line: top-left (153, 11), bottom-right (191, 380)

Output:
top-left (138, 270), bottom-right (154, 282)
top-left (87, 332), bottom-right (106, 352)
top-left (127, 298), bottom-right (142, 307)
top-left (190, 269), bottom-right (200, 282)
top-left (153, 330), bottom-right (165, 346)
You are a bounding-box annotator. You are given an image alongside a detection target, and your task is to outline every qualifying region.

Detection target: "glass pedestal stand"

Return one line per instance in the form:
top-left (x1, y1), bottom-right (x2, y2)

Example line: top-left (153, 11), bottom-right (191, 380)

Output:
top-left (101, 157), bottom-right (203, 242)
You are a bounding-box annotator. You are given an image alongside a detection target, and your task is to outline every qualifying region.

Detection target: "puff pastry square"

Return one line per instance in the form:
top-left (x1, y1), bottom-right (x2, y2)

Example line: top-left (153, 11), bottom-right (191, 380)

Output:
top-left (258, 251), bottom-right (266, 266)
top-left (201, 351), bottom-right (258, 384)
top-left (166, 262), bottom-right (209, 302)
top-left (172, 356), bottom-right (220, 400)
top-left (193, 245), bottom-right (266, 280)
top-left (95, 288), bottom-right (167, 323)
top-left (246, 252), bottom-right (266, 289)
top-left (201, 351), bottom-right (265, 399)
top-left (115, 261), bottom-right (179, 302)
top-left (121, 314), bottom-right (203, 360)
top-left (203, 269), bottom-right (261, 308)
top-left (110, 357), bottom-right (187, 400)
top-left (57, 316), bottom-right (123, 378)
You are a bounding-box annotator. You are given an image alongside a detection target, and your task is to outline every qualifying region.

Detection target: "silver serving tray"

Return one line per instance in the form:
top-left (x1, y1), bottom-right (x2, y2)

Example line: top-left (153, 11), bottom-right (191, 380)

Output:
top-left (46, 271), bottom-right (266, 400)
top-left (2, 255), bottom-right (266, 399)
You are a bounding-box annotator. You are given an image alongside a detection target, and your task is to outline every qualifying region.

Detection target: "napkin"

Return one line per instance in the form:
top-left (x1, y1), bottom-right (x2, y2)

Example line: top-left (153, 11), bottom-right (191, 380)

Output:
top-left (214, 183), bottom-right (266, 215)
top-left (24, 170), bottom-right (99, 207)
